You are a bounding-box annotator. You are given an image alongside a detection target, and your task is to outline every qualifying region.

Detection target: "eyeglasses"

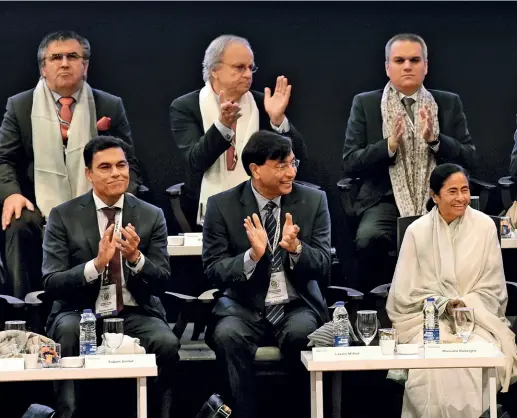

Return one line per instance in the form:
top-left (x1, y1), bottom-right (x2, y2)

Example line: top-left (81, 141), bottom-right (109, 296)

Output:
top-left (45, 53), bottom-right (85, 64)
top-left (275, 159), bottom-right (300, 172)
top-left (219, 62), bottom-right (258, 74)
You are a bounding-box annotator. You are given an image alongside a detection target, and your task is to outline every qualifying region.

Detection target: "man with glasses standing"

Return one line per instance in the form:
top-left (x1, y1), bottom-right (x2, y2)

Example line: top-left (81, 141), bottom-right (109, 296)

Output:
top-left (0, 30), bottom-right (142, 298)
top-left (170, 34), bottom-right (308, 228)
top-left (202, 130), bottom-right (330, 418)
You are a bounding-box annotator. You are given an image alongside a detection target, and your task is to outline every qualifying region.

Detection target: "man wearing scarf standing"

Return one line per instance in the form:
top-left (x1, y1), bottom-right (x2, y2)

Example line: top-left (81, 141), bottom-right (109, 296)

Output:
top-left (342, 33), bottom-right (477, 294)
top-left (170, 34), bottom-right (308, 228)
top-left (0, 30), bottom-right (142, 298)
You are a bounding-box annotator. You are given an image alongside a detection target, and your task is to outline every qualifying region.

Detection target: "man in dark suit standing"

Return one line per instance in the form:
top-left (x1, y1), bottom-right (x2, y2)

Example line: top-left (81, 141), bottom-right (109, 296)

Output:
top-left (0, 30), bottom-right (142, 298)
top-left (42, 136), bottom-right (178, 418)
top-left (342, 33), bottom-right (477, 293)
top-left (202, 130), bottom-right (330, 418)
top-left (170, 34), bottom-right (308, 229)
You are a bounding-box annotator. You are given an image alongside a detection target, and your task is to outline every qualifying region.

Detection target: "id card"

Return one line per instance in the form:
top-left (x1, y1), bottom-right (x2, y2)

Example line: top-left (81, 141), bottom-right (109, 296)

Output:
top-left (95, 283), bottom-right (117, 318)
top-left (265, 271), bottom-right (288, 305)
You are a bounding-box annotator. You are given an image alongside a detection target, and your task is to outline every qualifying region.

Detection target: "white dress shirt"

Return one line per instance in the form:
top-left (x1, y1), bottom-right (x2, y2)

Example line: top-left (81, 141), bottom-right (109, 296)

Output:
top-left (83, 192), bottom-right (145, 306)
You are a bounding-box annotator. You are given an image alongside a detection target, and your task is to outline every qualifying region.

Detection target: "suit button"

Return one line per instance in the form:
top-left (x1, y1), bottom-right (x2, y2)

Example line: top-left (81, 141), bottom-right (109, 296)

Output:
top-left (258, 312), bottom-right (263, 317)
top-left (226, 135), bottom-right (231, 140)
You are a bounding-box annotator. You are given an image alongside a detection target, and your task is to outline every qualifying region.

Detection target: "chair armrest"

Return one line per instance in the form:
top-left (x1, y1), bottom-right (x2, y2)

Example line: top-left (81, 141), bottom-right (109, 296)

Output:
top-left (506, 281), bottom-right (517, 290)
top-left (138, 184), bottom-right (150, 194)
top-left (164, 291), bottom-right (197, 302)
top-left (498, 176), bottom-right (514, 189)
top-left (198, 288), bottom-right (218, 302)
top-left (0, 295), bottom-right (25, 307)
top-left (166, 182), bottom-right (184, 198)
top-left (24, 290), bottom-right (46, 306)
top-left (327, 285), bottom-right (364, 300)
top-left (337, 178), bottom-right (361, 191)
top-left (294, 180), bottom-right (321, 190)
top-left (370, 283), bottom-right (392, 298)
top-left (470, 177), bottom-right (497, 191)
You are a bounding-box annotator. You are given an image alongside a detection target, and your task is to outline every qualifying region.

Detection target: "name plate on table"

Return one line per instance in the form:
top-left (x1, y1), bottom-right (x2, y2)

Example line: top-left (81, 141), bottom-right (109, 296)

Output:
top-left (312, 346), bottom-right (382, 361)
top-left (84, 354), bottom-right (156, 369)
top-left (0, 358), bottom-right (24, 371)
top-left (424, 343), bottom-right (497, 358)
top-left (184, 232), bottom-right (203, 247)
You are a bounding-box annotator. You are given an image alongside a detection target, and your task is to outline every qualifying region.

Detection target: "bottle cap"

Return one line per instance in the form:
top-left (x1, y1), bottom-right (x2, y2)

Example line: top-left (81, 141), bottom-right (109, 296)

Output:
top-left (83, 308), bottom-right (93, 314)
top-left (335, 301), bottom-right (345, 307)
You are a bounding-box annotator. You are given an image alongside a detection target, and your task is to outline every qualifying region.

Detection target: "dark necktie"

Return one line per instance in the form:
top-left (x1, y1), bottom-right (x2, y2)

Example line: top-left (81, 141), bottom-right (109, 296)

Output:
top-left (263, 201), bottom-right (285, 327)
top-left (102, 207), bottom-right (123, 313)
top-left (402, 97), bottom-right (415, 123)
top-left (226, 122), bottom-right (237, 171)
top-left (58, 97), bottom-right (74, 143)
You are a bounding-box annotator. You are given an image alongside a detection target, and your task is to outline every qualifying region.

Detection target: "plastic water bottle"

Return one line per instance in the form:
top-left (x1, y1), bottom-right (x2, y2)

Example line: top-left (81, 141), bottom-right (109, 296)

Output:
top-left (423, 297), bottom-right (440, 344)
top-left (333, 301), bottom-right (349, 347)
top-left (79, 309), bottom-right (97, 356)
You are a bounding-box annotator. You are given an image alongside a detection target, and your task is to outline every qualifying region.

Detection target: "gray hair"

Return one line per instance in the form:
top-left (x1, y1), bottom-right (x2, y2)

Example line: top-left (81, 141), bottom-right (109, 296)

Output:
top-left (385, 33), bottom-right (428, 62)
top-left (37, 30), bottom-right (91, 70)
top-left (202, 35), bottom-right (252, 82)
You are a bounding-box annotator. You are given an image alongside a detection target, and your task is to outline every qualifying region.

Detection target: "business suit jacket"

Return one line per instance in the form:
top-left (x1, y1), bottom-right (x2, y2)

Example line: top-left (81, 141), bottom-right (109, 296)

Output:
top-left (342, 89), bottom-right (478, 216)
top-left (170, 89), bottom-right (309, 202)
top-left (42, 191), bottom-right (170, 329)
top-left (202, 180), bottom-right (331, 325)
top-left (0, 88), bottom-right (143, 206)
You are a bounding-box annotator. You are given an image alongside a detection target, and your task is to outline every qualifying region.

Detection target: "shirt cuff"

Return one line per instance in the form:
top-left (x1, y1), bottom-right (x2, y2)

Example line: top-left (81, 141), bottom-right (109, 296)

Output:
top-left (84, 259), bottom-right (103, 283)
top-left (270, 117), bottom-right (290, 133)
top-left (243, 249), bottom-right (257, 279)
top-left (289, 252), bottom-right (301, 270)
top-left (214, 119), bottom-right (235, 142)
top-left (387, 141), bottom-right (396, 158)
top-left (126, 253), bottom-right (146, 274)
top-left (429, 142), bottom-right (440, 153)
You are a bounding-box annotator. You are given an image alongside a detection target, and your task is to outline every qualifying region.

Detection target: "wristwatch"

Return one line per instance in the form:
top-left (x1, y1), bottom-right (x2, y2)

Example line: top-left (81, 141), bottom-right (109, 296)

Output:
top-left (127, 251), bottom-right (142, 268)
top-left (289, 242), bottom-right (303, 256)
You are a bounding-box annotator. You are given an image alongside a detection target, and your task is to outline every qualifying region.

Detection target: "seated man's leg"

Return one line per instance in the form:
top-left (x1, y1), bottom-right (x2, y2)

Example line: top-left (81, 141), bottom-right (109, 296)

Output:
top-left (355, 197), bottom-right (399, 294)
top-left (206, 315), bottom-right (267, 418)
top-left (121, 308), bottom-right (180, 418)
top-left (276, 301), bottom-right (320, 417)
top-left (48, 311), bottom-right (81, 418)
top-left (2, 207), bottom-right (44, 298)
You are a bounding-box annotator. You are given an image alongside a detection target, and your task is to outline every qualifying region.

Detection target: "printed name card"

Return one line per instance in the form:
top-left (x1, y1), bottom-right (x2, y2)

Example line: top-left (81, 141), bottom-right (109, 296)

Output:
top-left (84, 354), bottom-right (156, 369)
top-left (184, 232), bottom-right (203, 247)
top-left (424, 343), bottom-right (497, 359)
top-left (0, 358), bottom-right (24, 371)
top-left (312, 346), bottom-right (382, 361)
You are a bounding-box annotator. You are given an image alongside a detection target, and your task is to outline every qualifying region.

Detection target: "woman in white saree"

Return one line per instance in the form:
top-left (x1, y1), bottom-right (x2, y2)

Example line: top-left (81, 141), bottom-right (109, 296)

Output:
top-left (387, 163), bottom-right (517, 418)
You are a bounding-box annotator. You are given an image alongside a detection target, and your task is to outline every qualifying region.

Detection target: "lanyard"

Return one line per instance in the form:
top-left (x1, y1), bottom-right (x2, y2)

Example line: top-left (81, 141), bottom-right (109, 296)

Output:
top-left (266, 209), bottom-right (281, 255)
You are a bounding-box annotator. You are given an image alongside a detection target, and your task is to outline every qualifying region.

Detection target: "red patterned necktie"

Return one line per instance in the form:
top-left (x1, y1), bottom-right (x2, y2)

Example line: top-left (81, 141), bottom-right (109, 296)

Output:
top-left (102, 207), bottom-right (124, 313)
top-left (226, 122), bottom-right (237, 171)
top-left (58, 97), bottom-right (74, 143)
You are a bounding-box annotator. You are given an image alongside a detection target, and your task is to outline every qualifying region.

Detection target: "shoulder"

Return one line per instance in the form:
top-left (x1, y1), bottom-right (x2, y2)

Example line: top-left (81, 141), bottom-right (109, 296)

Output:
top-left (126, 193), bottom-right (163, 217)
top-left (352, 89), bottom-right (383, 104)
top-left (171, 90), bottom-right (202, 108)
top-left (428, 89), bottom-right (460, 103)
top-left (209, 181), bottom-right (245, 206)
top-left (250, 89), bottom-right (264, 102)
top-left (466, 207), bottom-right (496, 231)
top-left (292, 182), bottom-right (327, 208)
top-left (92, 88), bottom-right (122, 104)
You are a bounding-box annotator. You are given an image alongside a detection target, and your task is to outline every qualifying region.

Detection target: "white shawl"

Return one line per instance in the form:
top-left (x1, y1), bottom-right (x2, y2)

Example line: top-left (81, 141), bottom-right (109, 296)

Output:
top-left (32, 79), bottom-right (96, 218)
top-left (387, 207), bottom-right (517, 391)
top-left (381, 83), bottom-right (439, 217)
top-left (198, 82), bottom-right (259, 223)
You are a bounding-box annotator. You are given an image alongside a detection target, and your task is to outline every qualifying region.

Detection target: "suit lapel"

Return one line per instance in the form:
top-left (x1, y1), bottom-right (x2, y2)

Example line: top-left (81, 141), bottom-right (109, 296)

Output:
top-left (77, 191), bottom-right (101, 258)
top-left (280, 185), bottom-right (302, 264)
top-left (240, 181), bottom-right (261, 221)
top-left (121, 193), bottom-right (140, 279)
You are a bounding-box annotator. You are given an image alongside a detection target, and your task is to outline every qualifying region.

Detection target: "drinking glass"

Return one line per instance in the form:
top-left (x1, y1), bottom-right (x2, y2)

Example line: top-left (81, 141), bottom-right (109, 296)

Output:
top-left (454, 307), bottom-right (475, 343)
top-left (356, 310), bottom-right (378, 346)
top-left (103, 318), bottom-right (124, 354)
top-left (5, 320), bottom-right (27, 356)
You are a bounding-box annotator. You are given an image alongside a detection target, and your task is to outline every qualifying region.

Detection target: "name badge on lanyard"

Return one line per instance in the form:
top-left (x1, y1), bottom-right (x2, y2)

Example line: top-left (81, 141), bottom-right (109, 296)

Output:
top-left (95, 211), bottom-right (121, 318)
top-left (264, 209), bottom-right (288, 305)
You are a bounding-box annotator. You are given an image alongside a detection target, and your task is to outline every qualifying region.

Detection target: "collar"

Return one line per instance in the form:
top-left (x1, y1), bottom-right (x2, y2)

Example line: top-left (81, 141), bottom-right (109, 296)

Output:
top-left (51, 86), bottom-right (82, 104)
top-left (250, 181), bottom-right (281, 211)
top-left (397, 88), bottom-right (420, 102)
top-left (92, 190), bottom-right (124, 211)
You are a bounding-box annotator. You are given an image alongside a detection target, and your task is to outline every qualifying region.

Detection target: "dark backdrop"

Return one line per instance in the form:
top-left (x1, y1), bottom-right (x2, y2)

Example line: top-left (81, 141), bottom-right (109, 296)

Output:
top-left (1, 1), bottom-right (515, 282)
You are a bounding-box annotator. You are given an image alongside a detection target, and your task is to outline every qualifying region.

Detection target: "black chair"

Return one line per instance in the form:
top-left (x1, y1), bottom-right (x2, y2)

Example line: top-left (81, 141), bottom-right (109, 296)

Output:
top-left (498, 176), bottom-right (515, 214)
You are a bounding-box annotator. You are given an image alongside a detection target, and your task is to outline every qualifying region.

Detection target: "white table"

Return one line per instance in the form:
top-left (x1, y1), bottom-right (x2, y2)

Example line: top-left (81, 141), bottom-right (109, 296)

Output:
top-left (501, 238), bottom-right (517, 249)
top-left (0, 366), bottom-right (157, 418)
top-left (301, 348), bottom-right (505, 418)
top-left (167, 244), bottom-right (202, 256)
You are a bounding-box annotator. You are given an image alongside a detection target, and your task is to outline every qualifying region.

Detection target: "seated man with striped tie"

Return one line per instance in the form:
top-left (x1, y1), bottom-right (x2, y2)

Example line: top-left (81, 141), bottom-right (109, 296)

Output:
top-left (342, 33), bottom-right (477, 294)
top-left (170, 34), bottom-right (308, 229)
top-left (0, 30), bottom-right (142, 299)
top-left (42, 136), bottom-right (178, 418)
top-left (202, 130), bottom-right (331, 418)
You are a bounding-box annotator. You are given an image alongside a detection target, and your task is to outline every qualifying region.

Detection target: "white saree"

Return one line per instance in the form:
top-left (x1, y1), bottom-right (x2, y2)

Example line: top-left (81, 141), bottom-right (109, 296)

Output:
top-left (387, 206), bottom-right (517, 418)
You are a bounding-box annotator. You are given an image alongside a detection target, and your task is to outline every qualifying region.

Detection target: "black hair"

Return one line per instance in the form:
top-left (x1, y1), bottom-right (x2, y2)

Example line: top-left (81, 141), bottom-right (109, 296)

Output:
top-left (426, 163), bottom-right (469, 211)
top-left (83, 136), bottom-right (129, 169)
top-left (241, 130), bottom-right (292, 176)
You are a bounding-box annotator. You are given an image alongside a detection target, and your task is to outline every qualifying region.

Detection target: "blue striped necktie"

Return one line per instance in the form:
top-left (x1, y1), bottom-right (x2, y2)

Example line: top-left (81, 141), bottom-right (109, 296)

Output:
top-left (264, 201), bottom-right (285, 327)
